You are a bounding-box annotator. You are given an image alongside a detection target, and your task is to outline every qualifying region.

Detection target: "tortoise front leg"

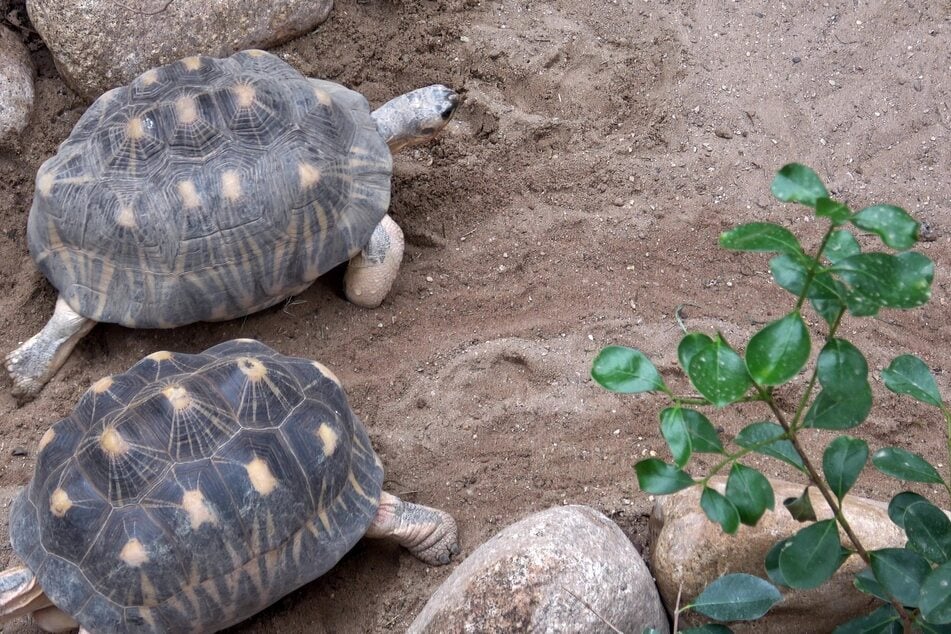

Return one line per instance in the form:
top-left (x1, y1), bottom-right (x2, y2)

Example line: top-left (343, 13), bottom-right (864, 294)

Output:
top-left (365, 491), bottom-right (459, 565)
top-left (5, 296), bottom-right (96, 401)
top-left (343, 215), bottom-right (405, 309)
top-left (0, 565), bottom-right (52, 621)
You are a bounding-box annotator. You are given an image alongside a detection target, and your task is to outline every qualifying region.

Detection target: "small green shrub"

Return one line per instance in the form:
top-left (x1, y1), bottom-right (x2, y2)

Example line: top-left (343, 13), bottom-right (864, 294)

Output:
top-left (592, 164), bottom-right (950, 632)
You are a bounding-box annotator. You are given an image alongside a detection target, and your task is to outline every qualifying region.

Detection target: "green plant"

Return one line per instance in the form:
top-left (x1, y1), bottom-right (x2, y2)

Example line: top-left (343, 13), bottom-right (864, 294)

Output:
top-left (592, 164), bottom-right (951, 633)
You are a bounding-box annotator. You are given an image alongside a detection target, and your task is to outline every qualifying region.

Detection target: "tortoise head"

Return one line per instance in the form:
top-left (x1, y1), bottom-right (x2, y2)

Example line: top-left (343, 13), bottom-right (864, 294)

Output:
top-left (370, 85), bottom-right (460, 153)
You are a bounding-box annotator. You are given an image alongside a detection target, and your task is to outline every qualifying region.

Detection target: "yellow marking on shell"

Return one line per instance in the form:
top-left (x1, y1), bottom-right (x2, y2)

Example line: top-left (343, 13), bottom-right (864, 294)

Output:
top-left (120, 538), bottom-right (149, 567)
top-left (182, 56), bottom-right (202, 71)
top-left (37, 172), bottom-right (55, 196)
top-left (221, 170), bottom-right (242, 202)
top-left (116, 206), bottom-right (136, 228)
top-left (175, 95), bottom-right (199, 125)
top-left (312, 87), bottom-right (332, 106)
top-left (182, 489), bottom-right (217, 529)
top-left (140, 571), bottom-right (158, 605)
top-left (232, 83), bottom-right (256, 108)
top-left (147, 350), bottom-right (172, 361)
top-left (126, 117), bottom-right (146, 140)
top-left (140, 69), bottom-right (159, 85)
top-left (162, 385), bottom-right (191, 411)
top-left (237, 357), bottom-right (267, 382)
top-left (317, 510), bottom-right (331, 533)
top-left (178, 180), bottom-right (201, 208)
top-left (91, 376), bottom-right (114, 393)
top-left (349, 471), bottom-right (377, 504)
top-left (245, 457), bottom-right (278, 495)
top-left (246, 49), bottom-right (266, 57)
top-left (298, 162), bottom-right (321, 189)
top-left (50, 488), bottom-right (72, 517)
top-left (100, 426), bottom-right (129, 457)
top-left (312, 361), bottom-right (341, 386)
top-left (317, 423), bottom-right (338, 456)
top-left (38, 428), bottom-right (55, 452)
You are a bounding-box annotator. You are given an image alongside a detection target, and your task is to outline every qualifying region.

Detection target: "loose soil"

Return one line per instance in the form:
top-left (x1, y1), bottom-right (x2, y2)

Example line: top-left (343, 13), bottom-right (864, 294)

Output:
top-left (0, 0), bottom-right (949, 632)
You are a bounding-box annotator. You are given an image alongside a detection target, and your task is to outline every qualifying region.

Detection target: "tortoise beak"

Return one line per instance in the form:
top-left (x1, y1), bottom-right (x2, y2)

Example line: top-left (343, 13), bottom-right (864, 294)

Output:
top-left (439, 87), bottom-right (460, 120)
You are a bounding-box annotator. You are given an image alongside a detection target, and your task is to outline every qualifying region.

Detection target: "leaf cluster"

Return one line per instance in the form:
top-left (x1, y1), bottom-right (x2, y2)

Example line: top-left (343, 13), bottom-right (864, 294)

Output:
top-left (592, 164), bottom-right (951, 631)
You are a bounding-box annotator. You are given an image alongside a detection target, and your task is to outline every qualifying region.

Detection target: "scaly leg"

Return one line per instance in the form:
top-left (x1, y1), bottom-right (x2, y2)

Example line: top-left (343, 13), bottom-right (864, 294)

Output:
top-left (344, 215), bottom-right (405, 309)
top-left (5, 296), bottom-right (96, 401)
top-left (365, 491), bottom-right (459, 565)
top-left (0, 565), bottom-right (52, 622)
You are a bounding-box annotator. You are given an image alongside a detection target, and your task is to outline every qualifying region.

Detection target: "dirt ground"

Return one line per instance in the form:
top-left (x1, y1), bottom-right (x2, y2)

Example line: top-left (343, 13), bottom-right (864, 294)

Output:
top-left (0, 0), bottom-right (949, 631)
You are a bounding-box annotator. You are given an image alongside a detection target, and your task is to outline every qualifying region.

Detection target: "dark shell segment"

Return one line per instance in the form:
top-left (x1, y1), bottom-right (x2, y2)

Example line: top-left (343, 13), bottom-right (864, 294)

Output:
top-left (10, 339), bottom-right (383, 633)
top-left (28, 50), bottom-right (392, 328)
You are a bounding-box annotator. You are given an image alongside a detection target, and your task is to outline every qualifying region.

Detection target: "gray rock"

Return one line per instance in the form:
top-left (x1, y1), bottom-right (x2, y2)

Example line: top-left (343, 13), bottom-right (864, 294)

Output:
top-left (26, 0), bottom-right (334, 99)
top-left (410, 505), bottom-right (670, 634)
top-left (650, 477), bottom-right (909, 633)
top-left (0, 25), bottom-right (34, 145)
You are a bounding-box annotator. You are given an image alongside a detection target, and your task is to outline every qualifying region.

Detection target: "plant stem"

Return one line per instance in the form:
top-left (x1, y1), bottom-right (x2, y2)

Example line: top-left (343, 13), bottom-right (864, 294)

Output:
top-left (794, 226), bottom-right (837, 312)
top-left (759, 386), bottom-right (915, 629)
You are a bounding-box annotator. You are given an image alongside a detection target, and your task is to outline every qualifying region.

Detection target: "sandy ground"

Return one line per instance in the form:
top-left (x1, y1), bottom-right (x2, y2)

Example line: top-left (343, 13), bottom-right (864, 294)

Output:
top-left (0, 0), bottom-right (949, 631)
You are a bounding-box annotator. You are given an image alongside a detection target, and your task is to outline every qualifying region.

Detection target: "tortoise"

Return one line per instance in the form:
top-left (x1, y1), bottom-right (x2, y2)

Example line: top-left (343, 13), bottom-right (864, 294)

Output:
top-left (6, 49), bottom-right (459, 400)
top-left (0, 338), bottom-right (459, 633)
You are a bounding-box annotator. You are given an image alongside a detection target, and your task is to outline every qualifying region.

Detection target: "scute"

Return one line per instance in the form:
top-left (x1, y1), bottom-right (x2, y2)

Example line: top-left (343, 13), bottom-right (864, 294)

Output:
top-left (10, 340), bottom-right (384, 633)
top-left (27, 51), bottom-right (391, 329)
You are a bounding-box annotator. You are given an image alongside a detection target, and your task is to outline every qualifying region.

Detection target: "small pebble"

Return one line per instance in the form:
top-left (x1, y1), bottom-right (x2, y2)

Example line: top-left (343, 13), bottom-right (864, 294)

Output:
top-left (714, 128), bottom-right (733, 139)
top-left (792, 55), bottom-right (801, 63)
top-left (11, 447), bottom-right (27, 457)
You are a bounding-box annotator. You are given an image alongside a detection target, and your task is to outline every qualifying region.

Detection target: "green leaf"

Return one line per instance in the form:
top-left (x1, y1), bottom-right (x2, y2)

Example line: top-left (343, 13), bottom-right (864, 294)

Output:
top-left (888, 491), bottom-right (930, 529)
top-left (634, 459), bottom-right (694, 494)
top-left (592, 346), bottom-right (667, 393)
top-left (778, 520), bottom-right (844, 588)
top-left (811, 296), bottom-right (847, 328)
top-left (889, 251), bottom-right (935, 309)
top-left (687, 334), bottom-right (752, 407)
top-left (914, 617), bottom-right (951, 633)
top-left (770, 255), bottom-right (843, 302)
top-left (783, 486), bottom-right (818, 522)
top-left (823, 436), bottom-right (869, 500)
top-left (680, 626), bottom-right (734, 634)
top-left (678, 332), bottom-right (714, 373)
top-left (854, 567), bottom-right (891, 602)
top-left (772, 163), bottom-right (828, 207)
top-left (852, 204), bottom-right (919, 250)
top-left (869, 547), bottom-right (931, 607)
top-left (817, 339), bottom-right (869, 396)
top-left (816, 197), bottom-right (852, 225)
top-left (920, 562), bottom-right (951, 624)
top-left (659, 407), bottom-right (725, 459)
top-left (882, 354), bottom-right (943, 407)
top-left (904, 501), bottom-right (951, 564)
top-left (824, 229), bottom-right (862, 263)
top-left (726, 463), bottom-right (775, 526)
top-left (833, 604), bottom-right (901, 633)
top-left (660, 407), bottom-right (691, 468)
top-left (689, 573), bottom-right (782, 621)
top-left (872, 447), bottom-right (945, 484)
top-left (745, 312), bottom-right (811, 386)
top-left (833, 252), bottom-right (934, 316)
top-left (701, 486), bottom-right (741, 534)
top-left (735, 422), bottom-right (806, 472)
top-left (719, 222), bottom-right (804, 257)
top-left (765, 538), bottom-right (790, 586)
top-left (803, 384), bottom-right (872, 430)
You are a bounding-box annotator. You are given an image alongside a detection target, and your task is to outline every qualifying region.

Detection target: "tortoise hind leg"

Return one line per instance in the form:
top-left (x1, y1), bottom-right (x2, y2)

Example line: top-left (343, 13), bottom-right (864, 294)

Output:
top-left (344, 215), bottom-right (405, 309)
top-left (5, 296), bottom-right (96, 402)
top-left (365, 491), bottom-right (459, 565)
top-left (0, 565), bottom-right (53, 621)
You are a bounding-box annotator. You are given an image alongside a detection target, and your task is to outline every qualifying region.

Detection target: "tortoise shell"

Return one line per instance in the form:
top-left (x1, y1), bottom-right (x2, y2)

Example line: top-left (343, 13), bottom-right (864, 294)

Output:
top-left (27, 50), bottom-right (392, 328)
top-left (9, 339), bottom-right (384, 632)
